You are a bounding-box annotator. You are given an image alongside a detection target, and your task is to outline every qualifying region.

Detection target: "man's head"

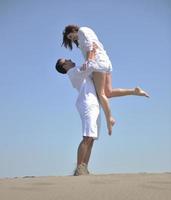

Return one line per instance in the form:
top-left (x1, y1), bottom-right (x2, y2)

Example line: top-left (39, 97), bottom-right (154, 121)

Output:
top-left (55, 58), bottom-right (75, 74)
top-left (62, 25), bottom-right (80, 50)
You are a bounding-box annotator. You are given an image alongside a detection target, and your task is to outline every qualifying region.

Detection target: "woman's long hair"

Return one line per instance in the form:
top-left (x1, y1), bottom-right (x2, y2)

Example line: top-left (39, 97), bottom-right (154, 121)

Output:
top-left (62, 25), bottom-right (79, 50)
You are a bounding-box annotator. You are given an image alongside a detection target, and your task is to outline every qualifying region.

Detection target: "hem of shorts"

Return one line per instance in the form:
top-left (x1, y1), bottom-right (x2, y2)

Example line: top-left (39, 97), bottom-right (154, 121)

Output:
top-left (83, 134), bottom-right (98, 140)
top-left (94, 69), bottom-right (112, 73)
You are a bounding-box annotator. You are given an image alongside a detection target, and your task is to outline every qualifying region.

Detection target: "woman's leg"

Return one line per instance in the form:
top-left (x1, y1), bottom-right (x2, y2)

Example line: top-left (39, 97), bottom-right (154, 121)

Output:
top-left (93, 72), bottom-right (115, 135)
top-left (105, 73), bottom-right (149, 98)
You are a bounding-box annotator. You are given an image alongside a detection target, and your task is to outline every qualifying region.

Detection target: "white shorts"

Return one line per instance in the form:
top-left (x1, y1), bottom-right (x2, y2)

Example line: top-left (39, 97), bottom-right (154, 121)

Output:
top-left (88, 60), bottom-right (112, 73)
top-left (96, 61), bottom-right (112, 73)
top-left (77, 104), bottom-right (100, 139)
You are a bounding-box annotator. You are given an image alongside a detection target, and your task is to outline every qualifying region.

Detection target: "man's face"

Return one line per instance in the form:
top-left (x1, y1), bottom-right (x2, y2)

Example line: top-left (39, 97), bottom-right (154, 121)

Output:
top-left (61, 59), bottom-right (75, 71)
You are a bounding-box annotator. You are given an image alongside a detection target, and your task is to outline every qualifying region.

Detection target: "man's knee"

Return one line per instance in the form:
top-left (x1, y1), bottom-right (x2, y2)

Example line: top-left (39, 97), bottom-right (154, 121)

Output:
top-left (83, 136), bottom-right (94, 145)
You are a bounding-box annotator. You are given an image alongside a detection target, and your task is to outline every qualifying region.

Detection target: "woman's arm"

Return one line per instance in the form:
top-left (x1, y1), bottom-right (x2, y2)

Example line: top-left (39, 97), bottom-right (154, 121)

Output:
top-left (86, 42), bottom-right (98, 60)
top-left (87, 50), bottom-right (95, 60)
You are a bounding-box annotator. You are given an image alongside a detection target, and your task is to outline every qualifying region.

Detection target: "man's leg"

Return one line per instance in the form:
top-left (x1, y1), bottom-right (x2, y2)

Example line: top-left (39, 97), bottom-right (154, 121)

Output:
top-left (77, 136), bottom-right (93, 166)
top-left (74, 136), bottom-right (94, 176)
top-left (84, 138), bottom-right (94, 165)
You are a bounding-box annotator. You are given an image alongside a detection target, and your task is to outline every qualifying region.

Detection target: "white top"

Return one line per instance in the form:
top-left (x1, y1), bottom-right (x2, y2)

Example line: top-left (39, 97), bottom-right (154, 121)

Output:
top-left (78, 27), bottom-right (112, 70)
top-left (67, 61), bottom-right (99, 110)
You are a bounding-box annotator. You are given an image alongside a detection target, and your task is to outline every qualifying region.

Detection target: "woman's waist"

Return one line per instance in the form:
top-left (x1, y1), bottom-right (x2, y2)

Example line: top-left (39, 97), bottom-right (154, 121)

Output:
top-left (95, 54), bottom-right (111, 64)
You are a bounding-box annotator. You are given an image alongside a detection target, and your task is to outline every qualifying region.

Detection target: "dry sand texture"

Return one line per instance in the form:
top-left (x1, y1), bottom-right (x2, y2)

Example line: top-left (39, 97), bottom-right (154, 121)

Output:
top-left (0, 173), bottom-right (171, 200)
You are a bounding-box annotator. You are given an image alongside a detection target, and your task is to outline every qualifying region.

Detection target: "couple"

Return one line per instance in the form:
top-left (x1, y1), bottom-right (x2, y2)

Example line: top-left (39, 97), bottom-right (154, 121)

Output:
top-left (56, 25), bottom-right (149, 176)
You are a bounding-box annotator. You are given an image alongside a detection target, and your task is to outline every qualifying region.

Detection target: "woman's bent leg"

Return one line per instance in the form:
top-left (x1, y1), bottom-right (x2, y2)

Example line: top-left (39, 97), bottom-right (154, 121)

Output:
top-left (105, 73), bottom-right (149, 98)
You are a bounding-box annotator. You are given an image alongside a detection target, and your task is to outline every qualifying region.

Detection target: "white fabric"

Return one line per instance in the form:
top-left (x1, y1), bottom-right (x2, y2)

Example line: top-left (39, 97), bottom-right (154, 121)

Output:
top-left (78, 27), bottom-right (112, 72)
top-left (67, 62), bottom-right (100, 139)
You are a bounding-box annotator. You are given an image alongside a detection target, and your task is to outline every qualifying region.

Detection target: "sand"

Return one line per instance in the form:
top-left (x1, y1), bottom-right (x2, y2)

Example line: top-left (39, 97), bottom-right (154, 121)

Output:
top-left (0, 173), bottom-right (171, 200)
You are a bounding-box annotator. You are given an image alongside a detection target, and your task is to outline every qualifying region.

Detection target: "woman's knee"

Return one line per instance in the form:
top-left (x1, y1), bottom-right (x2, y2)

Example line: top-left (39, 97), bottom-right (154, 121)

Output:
top-left (98, 92), bottom-right (108, 103)
top-left (105, 88), bottom-right (112, 98)
top-left (105, 73), bottom-right (113, 98)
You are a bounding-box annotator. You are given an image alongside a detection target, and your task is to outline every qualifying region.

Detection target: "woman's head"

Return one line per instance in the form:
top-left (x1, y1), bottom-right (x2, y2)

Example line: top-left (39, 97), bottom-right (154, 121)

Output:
top-left (62, 25), bottom-right (80, 50)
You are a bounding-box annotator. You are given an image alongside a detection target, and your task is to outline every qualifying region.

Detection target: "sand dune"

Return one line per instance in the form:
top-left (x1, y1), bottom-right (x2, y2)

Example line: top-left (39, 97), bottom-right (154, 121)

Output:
top-left (0, 173), bottom-right (171, 200)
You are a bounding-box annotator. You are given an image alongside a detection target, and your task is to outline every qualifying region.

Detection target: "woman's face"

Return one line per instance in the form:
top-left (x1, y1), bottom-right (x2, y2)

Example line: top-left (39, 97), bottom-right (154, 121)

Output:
top-left (67, 31), bottom-right (78, 42)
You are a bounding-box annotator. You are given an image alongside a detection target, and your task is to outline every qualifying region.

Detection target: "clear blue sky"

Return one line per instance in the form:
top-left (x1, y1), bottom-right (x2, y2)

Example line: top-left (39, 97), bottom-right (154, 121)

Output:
top-left (0, 0), bottom-right (171, 178)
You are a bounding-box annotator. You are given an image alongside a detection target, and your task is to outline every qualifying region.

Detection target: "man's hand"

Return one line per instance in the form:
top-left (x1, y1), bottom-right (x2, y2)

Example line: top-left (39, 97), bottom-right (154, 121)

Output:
top-left (80, 63), bottom-right (87, 71)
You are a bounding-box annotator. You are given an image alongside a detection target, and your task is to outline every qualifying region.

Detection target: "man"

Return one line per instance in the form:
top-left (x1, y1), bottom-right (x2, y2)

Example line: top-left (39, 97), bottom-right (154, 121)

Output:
top-left (56, 59), bottom-right (100, 175)
top-left (55, 58), bottom-right (149, 175)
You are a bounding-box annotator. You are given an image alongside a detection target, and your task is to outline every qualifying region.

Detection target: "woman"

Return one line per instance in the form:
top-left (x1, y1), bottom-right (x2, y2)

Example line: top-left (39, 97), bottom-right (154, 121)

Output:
top-left (62, 25), bottom-right (149, 135)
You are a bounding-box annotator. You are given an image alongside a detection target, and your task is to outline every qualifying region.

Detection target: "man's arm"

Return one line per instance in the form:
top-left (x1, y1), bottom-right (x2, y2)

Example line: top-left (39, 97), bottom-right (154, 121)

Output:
top-left (79, 42), bottom-right (99, 72)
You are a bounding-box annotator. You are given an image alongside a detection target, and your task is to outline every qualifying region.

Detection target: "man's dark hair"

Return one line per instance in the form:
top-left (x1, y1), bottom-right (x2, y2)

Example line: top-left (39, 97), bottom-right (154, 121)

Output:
top-left (62, 25), bottom-right (79, 50)
top-left (55, 59), bottom-right (67, 74)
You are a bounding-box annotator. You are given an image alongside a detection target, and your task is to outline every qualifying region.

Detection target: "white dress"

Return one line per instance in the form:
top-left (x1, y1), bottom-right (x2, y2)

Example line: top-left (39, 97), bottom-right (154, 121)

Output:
top-left (78, 26), bottom-right (112, 73)
top-left (67, 61), bottom-right (101, 139)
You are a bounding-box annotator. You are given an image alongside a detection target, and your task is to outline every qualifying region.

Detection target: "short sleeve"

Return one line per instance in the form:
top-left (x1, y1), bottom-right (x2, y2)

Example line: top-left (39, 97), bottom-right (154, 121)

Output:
top-left (67, 67), bottom-right (93, 86)
top-left (77, 66), bottom-right (94, 77)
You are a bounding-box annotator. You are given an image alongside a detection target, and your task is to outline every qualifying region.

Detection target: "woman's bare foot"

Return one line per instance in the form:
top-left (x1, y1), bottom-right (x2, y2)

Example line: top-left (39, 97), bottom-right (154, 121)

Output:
top-left (134, 87), bottom-right (150, 98)
top-left (107, 117), bottom-right (115, 136)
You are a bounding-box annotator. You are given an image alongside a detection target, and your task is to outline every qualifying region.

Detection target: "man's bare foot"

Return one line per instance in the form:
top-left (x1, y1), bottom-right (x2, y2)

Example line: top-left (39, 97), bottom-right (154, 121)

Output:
top-left (134, 87), bottom-right (150, 98)
top-left (107, 117), bottom-right (115, 136)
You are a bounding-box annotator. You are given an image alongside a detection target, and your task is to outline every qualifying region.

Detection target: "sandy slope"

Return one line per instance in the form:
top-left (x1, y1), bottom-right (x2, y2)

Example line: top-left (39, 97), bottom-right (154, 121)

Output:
top-left (0, 173), bottom-right (171, 200)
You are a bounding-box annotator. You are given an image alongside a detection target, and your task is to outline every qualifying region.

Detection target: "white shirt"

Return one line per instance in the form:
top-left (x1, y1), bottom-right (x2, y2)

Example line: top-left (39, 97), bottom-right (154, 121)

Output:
top-left (67, 61), bottom-right (99, 112)
top-left (78, 27), bottom-right (112, 70)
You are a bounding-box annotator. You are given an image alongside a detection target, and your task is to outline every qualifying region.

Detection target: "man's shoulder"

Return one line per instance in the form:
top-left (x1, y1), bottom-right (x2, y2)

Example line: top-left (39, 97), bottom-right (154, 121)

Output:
top-left (67, 66), bottom-right (81, 76)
